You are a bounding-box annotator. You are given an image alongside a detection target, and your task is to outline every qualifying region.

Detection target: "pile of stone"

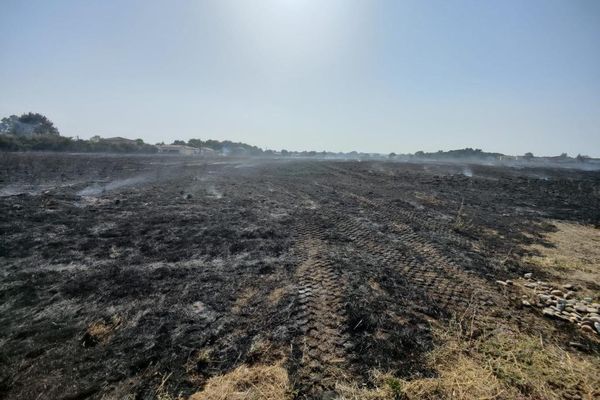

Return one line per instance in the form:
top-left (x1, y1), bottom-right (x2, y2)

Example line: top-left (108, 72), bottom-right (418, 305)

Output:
top-left (516, 273), bottom-right (599, 336)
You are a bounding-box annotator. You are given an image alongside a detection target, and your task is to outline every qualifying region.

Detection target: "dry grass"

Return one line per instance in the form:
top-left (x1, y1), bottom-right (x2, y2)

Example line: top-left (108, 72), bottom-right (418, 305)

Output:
top-left (336, 318), bottom-right (600, 400)
top-left (452, 199), bottom-right (472, 232)
top-left (525, 220), bottom-right (600, 296)
top-left (155, 373), bottom-right (185, 400)
top-left (267, 287), bottom-right (286, 305)
top-left (188, 362), bottom-right (290, 400)
top-left (414, 192), bottom-right (441, 206)
top-left (232, 287), bottom-right (258, 314)
top-left (185, 349), bottom-right (213, 385)
top-left (82, 315), bottom-right (122, 346)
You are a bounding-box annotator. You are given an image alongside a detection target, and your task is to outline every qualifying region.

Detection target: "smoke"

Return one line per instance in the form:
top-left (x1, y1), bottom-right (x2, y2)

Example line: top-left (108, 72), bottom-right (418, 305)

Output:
top-left (0, 184), bottom-right (39, 197)
top-left (77, 175), bottom-right (149, 196)
top-left (206, 185), bottom-right (223, 199)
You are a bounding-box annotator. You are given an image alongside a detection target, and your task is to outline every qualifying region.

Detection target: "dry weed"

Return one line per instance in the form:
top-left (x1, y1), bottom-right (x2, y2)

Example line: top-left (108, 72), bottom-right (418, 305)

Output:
top-left (525, 221), bottom-right (600, 296)
top-left (82, 315), bottom-right (122, 347)
top-left (189, 362), bottom-right (290, 400)
top-left (337, 318), bottom-right (600, 400)
top-left (232, 287), bottom-right (259, 314)
top-left (267, 287), bottom-right (286, 305)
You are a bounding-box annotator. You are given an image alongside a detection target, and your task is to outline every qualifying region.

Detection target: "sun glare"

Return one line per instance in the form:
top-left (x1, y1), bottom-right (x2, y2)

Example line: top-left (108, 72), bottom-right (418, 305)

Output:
top-left (215, 0), bottom-right (363, 73)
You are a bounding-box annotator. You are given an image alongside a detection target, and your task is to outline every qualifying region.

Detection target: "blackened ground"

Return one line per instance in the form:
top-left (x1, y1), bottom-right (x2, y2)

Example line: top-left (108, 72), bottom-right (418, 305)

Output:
top-left (0, 153), bottom-right (599, 399)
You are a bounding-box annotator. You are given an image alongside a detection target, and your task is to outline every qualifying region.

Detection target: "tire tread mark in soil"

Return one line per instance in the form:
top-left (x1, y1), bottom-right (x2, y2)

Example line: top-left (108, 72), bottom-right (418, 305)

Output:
top-left (332, 210), bottom-right (497, 316)
top-left (292, 223), bottom-right (351, 398)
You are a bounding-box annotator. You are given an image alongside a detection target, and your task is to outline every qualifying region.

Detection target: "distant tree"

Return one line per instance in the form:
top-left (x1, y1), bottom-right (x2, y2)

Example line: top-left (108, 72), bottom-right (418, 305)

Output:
top-left (523, 152), bottom-right (534, 160)
top-left (576, 154), bottom-right (590, 162)
top-left (415, 151), bottom-right (425, 157)
top-left (281, 149), bottom-right (289, 156)
top-left (135, 138), bottom-right (144, 145)
top-left (172, 140), bottom-right (186, 145)
top-left (0, 112), bottom-right (59, 136)
top-left (558, 152), bottom-right (568, 159)
top-left (188, 138), bottom-right (203, 148)
top-left (388, 152), bottom-right (396, 158)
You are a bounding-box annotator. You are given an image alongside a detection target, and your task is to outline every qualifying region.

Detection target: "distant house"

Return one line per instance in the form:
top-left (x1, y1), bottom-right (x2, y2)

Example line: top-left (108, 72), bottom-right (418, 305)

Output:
top-left (100, 137), bottom-right (138, 145)
top-left (157, 144), bottom-right (200, 155)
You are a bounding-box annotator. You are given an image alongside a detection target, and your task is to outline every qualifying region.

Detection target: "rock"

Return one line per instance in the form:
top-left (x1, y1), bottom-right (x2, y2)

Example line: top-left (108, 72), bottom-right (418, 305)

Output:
top-left (587, 307), bottom-right (599, 314)
top-left (581, 320), bottom-right (594, 328)
top-left (522, 300), bottom-right (531, 307)
top-left (562, 283), bottom-right (574, 290)
top-left (557, 313), bottom-right (571, 322)
top-left (184, 193), bottom-right (193, 200)
top-left (583, 297), bottom-right (593, 303)
top-left (564, 291), bottom-right (575, 299)
top-left (524, 282), bottom-right (537, 288)
top-left (575, 305), bottom-right (588, 313)
top-left (551, 290), bottom-right (563, 296)
top-left (569, 341), bottom-right (585, 350)
top-left (581, 325), bottom-right (595, 334)
top-left (556, 300), bottom-right (566, 311)
top-left (589, 316), bottom-right (600, 324)
top-left (594, 322), bottom-right (600, 334)
top-left (505, 279), bottom-right (514, 285)
top-left (524, 272), bottom-right (533, 279)
top-left (542, 308), bottom-right (556, 318)
top-left (496, 280), bottom-right (508, 286)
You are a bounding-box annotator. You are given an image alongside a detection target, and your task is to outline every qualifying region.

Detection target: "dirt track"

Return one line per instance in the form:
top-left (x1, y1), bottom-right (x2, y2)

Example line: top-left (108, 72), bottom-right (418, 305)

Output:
top-left (1, 153), bottom-right (599, 399)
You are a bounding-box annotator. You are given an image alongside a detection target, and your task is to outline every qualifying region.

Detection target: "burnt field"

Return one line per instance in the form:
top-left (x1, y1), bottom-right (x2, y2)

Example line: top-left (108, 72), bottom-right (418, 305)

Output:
top-left (1, 152), bottom-right (599, 400)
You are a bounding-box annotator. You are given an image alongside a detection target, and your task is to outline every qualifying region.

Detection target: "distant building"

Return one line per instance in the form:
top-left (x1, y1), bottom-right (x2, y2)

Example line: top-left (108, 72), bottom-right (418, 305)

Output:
top-left (157, 144), bottom-right (200, 155)
top-left (101, 137), bottom-right (138, 145)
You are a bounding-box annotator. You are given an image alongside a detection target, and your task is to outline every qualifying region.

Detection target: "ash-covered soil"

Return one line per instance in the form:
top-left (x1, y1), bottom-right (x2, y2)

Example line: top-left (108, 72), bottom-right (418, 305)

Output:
top-left (1, 152), bottom-right (599, 399)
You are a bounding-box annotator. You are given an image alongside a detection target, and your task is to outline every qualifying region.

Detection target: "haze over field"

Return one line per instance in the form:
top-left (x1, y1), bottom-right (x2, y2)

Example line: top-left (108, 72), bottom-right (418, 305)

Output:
top-left (1, 0), bottom-right (599, 155)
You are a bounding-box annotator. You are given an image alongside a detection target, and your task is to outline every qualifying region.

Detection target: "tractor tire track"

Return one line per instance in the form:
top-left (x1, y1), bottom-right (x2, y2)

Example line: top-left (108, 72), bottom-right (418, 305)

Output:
top-left (291, 223), bottom-right (352, 398)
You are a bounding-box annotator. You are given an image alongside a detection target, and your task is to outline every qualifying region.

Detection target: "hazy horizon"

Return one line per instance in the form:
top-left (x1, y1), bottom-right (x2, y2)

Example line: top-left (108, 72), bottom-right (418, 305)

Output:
top-left (1, 0), bottom-right (599, 156)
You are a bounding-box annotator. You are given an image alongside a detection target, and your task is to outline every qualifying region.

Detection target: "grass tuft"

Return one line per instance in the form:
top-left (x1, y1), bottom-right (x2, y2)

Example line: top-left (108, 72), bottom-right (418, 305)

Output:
top-left (189, 362), bottom-right (290, 400)
top-left (336, 318), bottom-right (600, 400)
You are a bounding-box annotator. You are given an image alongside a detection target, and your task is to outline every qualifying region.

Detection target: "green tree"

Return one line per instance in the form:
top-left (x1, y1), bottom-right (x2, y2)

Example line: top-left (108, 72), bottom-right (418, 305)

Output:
top-left (0, 112), bottom-right (59, 136)
top-left (188, 138), bottom-right (203, 148)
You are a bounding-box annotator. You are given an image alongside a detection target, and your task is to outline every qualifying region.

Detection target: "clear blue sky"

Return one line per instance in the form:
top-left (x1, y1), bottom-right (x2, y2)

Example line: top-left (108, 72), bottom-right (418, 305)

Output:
top-left (1, 0), bottom-right (599, 156)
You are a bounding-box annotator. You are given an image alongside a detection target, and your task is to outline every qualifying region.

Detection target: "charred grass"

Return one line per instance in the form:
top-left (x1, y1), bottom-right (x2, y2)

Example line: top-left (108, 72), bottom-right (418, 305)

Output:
top-left (1, 154), bottom-right (599, 399)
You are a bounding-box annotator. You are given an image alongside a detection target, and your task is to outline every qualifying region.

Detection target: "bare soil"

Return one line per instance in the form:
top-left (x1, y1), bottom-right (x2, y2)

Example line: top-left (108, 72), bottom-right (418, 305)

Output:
top-left (0, 152), bottom-right (599, 399)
